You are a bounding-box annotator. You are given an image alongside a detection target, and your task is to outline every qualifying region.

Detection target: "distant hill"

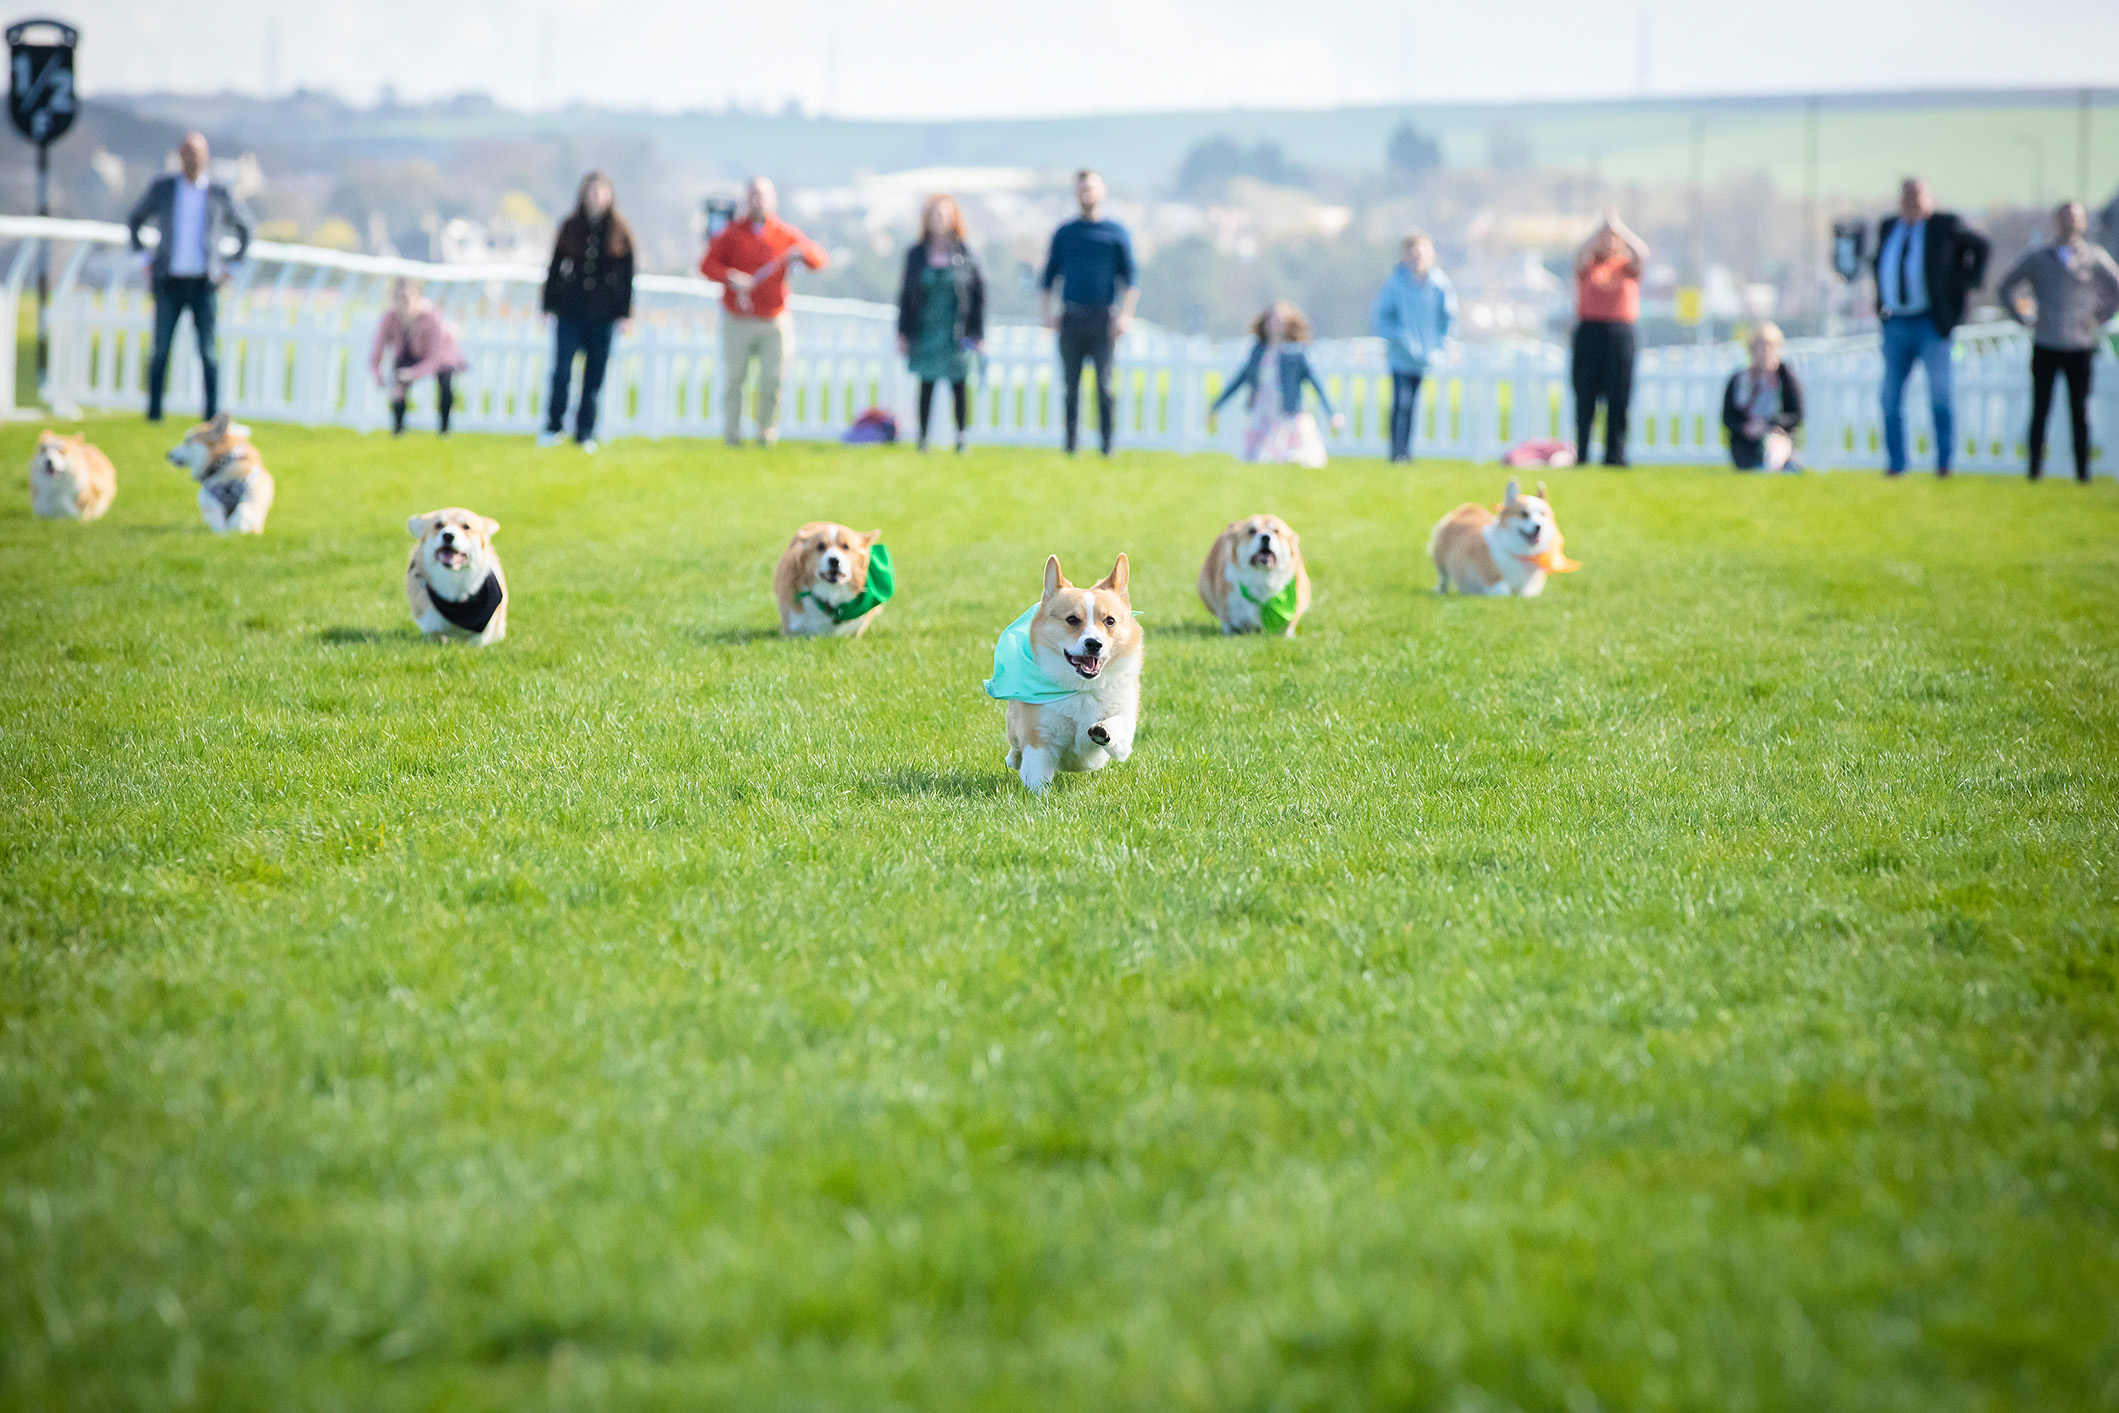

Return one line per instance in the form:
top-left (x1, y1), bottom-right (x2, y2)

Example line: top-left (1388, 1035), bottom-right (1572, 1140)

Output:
top-left (108, 86), bottom-right (2119, 210)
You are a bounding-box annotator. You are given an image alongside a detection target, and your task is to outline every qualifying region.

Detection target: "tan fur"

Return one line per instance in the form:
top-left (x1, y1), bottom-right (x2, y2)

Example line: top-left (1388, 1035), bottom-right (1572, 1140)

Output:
top-left (1197, 513), bottom-right (1310, 636)
top-left (773, 521), bottom-right (886, 637)
top-left (29, 431), bottom-right (116, 521)
top-left (1002, 553), bottom-right (1144, 794)
top-left (405, 507), bottom-right (509, 645)
top-left (1429, 504), bottom-right (1504, 591)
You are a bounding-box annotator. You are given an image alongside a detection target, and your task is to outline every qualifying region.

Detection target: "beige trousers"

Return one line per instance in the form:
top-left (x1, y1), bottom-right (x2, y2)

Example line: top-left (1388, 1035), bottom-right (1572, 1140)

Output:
top-left (722, 311), bottom-right (792, 440)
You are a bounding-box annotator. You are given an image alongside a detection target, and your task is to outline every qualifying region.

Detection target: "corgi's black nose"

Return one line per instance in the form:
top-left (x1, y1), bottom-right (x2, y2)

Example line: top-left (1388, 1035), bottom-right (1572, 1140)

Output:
top-left (1082, 637), bottom-right (1104, 655)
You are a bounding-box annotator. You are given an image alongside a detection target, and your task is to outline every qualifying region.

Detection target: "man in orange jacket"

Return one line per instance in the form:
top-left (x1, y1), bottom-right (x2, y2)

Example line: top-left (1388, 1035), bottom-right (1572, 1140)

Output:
top-left (699, 177), bottom-right (829, 446)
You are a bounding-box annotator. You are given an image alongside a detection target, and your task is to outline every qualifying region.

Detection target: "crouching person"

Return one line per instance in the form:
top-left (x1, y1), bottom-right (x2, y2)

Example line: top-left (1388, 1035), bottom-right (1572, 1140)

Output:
top-left (1722, 322), bottom-right (1803, 471)
top-left (371, 279), bottom-right (468, 435)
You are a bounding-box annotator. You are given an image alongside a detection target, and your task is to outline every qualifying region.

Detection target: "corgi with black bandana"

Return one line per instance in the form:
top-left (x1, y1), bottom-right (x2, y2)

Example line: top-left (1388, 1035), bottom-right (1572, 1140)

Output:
top-left (165, 413), bottom-right (274, 535)
top-left (406, 507), bottom-right (509, 645)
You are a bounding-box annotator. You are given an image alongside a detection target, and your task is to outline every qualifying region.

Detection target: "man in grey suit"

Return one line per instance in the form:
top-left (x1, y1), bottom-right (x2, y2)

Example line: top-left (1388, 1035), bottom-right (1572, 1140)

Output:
top-left (125, 131), bottom-right (252, 422)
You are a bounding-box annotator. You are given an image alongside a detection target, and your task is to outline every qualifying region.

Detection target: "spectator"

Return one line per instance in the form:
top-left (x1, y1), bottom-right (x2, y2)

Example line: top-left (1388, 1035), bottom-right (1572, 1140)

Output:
top-left (1720, 323), bottom-right (1804, 472)
top-left (1039, 170), bottom-right (1137, 457)
top-left (1996, 200), bottom-right (2119, 483)
top-left (1874, 177), bottom-right (1990, 478)
top-left (369, 279), bottom-right (468, 437)
top-left (1210, 300), bottom-right (1344, 470)
top-left (1369, 229), bottom-right (1455, 464)
top-left (539, 171), bottom-right (636, 454)
top-left (1571, 210), bottom-right (1647, 467)
top-left (700, 176), bottom-right (827, 448)
top-left (124, 130), bottom-right (252, 424)
top-left (895, 193), bottom-right (986, 454)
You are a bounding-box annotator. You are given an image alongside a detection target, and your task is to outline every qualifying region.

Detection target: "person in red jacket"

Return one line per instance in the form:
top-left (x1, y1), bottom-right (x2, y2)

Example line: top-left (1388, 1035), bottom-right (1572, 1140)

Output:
top-left (699, 177), bottom-right (828, 446)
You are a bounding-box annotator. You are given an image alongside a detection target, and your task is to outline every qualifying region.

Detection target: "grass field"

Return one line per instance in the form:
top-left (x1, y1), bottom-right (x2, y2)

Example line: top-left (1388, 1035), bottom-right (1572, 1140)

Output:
top-left (2, 418), bottom-right (2117, 1411)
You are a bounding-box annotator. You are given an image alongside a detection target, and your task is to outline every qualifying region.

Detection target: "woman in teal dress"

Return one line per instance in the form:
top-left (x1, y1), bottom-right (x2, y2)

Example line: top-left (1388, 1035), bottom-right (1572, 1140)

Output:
top-left (895, 194), bottom-right (987, 452)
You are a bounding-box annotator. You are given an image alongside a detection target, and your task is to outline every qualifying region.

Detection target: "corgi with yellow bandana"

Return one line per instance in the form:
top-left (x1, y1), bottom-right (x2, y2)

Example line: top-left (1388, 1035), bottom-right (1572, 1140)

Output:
top-left (1429, 477), bottom-right (1579, 597)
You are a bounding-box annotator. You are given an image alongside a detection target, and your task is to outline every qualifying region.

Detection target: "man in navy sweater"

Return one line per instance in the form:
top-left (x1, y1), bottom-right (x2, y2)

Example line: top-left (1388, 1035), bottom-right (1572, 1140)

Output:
top-left (1039, 170), bottom-right (1137, 456)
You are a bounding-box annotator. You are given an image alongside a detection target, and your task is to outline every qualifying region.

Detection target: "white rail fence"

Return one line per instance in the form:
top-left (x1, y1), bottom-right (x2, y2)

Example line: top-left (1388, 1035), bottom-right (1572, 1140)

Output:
top-left (2, 217), bottom-right (2112, 474)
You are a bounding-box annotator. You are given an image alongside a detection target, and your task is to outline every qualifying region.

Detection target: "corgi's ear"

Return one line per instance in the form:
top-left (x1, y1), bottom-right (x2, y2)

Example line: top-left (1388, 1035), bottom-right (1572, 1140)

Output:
top-left (206, 412), bottom-right (231, 438)
top-left (477, 516), bottom-right (500, 538)
top-left (1536, 480), bottom-right (1549, 502)
top-left (860, 528), bottom-right (883, 546)
top-left (36, 430), bottom-right (56, 446)
top-left (1043, 555), bottom-right (1067, 598)
top-left (1504, 477), bottom-right (1521, 506)
top-left (407, 513), bottom-right (434, 539)
top-left (1093, 552), bottom-right (1129, 599)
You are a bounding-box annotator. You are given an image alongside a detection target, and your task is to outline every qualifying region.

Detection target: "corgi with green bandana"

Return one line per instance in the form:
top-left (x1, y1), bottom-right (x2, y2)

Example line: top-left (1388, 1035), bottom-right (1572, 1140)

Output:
top-left (775, 522), bottom-right (895, 637)
top-left (1198, 513), bottom-right (1311, 637)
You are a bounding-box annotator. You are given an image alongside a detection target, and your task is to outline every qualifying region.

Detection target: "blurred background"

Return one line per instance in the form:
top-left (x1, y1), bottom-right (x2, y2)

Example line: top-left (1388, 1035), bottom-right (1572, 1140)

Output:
top-left (9, 0), bottom-right (2117, 345)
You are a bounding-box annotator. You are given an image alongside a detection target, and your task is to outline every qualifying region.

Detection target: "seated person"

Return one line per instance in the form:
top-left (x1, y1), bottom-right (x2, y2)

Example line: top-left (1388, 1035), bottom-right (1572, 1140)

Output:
top-left (1721, 322), bottom-right (1803, 471)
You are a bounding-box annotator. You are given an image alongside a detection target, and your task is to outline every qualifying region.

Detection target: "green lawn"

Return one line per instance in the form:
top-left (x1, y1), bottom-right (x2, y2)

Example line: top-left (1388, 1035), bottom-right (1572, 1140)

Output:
top-left (2, 419), bottom-right (2116, 1412)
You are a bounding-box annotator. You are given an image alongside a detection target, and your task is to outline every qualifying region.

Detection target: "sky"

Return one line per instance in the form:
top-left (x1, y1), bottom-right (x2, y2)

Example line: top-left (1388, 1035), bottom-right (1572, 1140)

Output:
top-left (55, 0), bottom-right (2119, 118)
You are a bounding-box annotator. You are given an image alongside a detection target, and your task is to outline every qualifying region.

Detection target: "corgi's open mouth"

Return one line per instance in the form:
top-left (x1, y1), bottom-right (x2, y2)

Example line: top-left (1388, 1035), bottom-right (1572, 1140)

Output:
top-left (434, 546), bottom-right (469, 569)
top-left (819, 565), bottom-right (845, 584)
top-left (1065, 650), bottom-right (1103, 679)
top-left (1249, 547), bottom-right (1278, 567)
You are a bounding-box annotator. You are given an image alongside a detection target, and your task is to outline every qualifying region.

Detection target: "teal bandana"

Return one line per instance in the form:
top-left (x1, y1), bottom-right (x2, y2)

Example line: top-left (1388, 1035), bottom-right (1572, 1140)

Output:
top-left (798, 542), bottom-right (895, 624)
top-left (983, 601), bottom-right (1141, 704)
top-left (1239, 577), bottom-right (1300, 633)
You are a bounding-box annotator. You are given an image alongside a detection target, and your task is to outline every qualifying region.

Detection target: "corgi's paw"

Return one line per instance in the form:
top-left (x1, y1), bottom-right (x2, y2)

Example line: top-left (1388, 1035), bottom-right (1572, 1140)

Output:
top-left (1086, 724), bottom-right (1110, 747)
top-left (1017, 746), bottom-right (1058, 795)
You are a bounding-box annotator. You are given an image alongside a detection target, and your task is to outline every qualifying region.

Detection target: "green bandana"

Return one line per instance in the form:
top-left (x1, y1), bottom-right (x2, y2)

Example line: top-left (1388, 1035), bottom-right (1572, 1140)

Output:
top-left (983, 601), bottom-right (1142, 704)
top-left (1239, 577), bottom-right (1300, 633)
top-left (798, 542), bottom-right (895, 624)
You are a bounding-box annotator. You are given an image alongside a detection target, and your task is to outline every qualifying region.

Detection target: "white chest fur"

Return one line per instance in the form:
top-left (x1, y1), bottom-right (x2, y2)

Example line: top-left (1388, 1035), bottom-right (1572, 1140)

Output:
top-left (1479, 524), bottom-right (1546, 597)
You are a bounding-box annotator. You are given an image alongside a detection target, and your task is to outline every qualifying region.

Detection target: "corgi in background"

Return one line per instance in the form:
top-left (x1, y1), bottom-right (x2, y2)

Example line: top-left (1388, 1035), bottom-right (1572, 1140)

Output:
top-left (774, 522), bottom-right (894, 637)
top-left (1430, 477), bottom-right (1580, 597)
top-left (406, 507), bottom-right (509, 645)
top-left (166, 414), bottom-right (275, 534)
top-left (1199, 513), bottom-right (1309, 636)
top-left (985, 554), bottom-right (1143, 795)
top-left (29, 431), bottom-right (116, 521)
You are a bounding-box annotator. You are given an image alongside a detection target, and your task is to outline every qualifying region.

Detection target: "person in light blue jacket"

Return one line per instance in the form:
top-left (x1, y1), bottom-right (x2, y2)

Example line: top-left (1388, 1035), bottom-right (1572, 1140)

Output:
top-left (1369, 230), bottom-right (1455, 463)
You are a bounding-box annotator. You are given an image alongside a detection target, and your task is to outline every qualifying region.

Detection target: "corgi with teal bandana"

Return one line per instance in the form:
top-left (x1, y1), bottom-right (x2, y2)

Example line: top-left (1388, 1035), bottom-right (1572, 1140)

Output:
top-left (988, 553), bottom-right (1143, 794)
top-left (1199, 513), bottom-right (1310, 636)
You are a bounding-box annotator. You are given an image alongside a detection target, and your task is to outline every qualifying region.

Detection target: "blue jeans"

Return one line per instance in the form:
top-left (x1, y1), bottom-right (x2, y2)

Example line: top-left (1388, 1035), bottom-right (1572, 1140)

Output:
top-left (147, 276), bottom-right (218, 422)
top-left (546, 316), bottom-right (615, 441)
top-left (1880, 315), bottom-right (1954, 473)
top-left (1389, 372), bottom-right (1423, 461)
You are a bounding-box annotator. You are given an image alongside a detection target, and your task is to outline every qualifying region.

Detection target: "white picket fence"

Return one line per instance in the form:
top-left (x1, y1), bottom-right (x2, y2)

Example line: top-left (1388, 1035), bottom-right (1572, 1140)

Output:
top-left (1, 216), bottom-right (2112, 474)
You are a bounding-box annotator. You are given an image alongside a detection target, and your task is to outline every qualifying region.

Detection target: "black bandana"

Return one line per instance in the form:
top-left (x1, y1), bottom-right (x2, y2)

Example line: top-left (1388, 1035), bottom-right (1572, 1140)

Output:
top-left (427, 572), bottom-right (503, 634)
top-left (199, 448), bottom-right (252, 517)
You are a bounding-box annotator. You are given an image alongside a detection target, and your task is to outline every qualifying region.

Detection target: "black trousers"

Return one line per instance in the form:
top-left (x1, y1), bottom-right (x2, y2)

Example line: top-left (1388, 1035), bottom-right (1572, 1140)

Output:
top-left (392, 370), bottom-right (456, 435)
top-left (917, 378), bottom-right (968, 442)
top-left (147, 276), bottom-right (218, 422)
top-left (546, 315), bottom-right (615, 441)
top-left (1571, 320), bottom-right (1636, 465)
top-left (1389, 372), bottom-right (1423, 461)
top-left (1058, 305), bottom-right (1115, 454)
top-left (2029, 346), bottom-right (2094, 482)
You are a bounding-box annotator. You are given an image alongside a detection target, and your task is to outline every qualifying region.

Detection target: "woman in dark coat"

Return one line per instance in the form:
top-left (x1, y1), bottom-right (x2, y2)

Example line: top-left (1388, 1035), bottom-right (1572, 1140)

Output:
top-left (540, 171), bottom-right (636, 453)
top-left (895, 194), bottom-right (986, 453)
top-left (1720, 322), bottom-right (1804, 471)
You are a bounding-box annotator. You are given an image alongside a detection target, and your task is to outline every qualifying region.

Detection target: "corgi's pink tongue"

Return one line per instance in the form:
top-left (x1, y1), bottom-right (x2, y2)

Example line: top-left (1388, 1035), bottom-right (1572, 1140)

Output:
top-left (1066, 651), bottom-right (1102, 678)
top-left (436, 548), bottom-right (467, 568)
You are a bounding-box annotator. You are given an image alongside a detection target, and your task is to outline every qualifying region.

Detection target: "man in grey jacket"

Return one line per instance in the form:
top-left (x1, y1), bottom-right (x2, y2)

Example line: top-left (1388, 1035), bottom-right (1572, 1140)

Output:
top-left (1997, 201), bottom-right (2119, 482)
top-left (125, 131), bottom-right (252, 422)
